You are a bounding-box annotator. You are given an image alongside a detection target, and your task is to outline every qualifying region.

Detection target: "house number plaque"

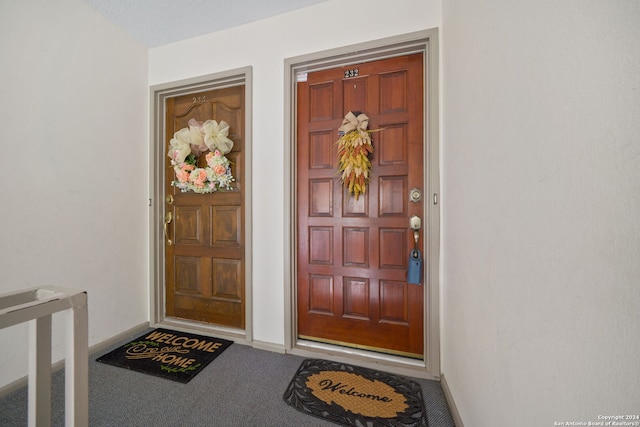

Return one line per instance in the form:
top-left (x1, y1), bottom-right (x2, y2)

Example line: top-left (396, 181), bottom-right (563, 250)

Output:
top-left (344, 68), bottom-right (359, 78)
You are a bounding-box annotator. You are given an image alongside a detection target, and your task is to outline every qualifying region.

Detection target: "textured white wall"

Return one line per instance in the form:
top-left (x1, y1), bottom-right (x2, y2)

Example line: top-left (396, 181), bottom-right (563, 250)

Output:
top-left (0, 0), bottom-right (148, 387)
top-left (442, 0), bottom-right (640, 424)
top-left (149, 0), bottom-right (441, 346)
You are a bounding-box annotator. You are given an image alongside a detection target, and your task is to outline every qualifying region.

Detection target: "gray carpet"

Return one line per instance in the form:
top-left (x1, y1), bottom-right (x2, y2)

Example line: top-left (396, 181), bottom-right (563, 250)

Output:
top-left (0, 335), bottom-right (455, 426)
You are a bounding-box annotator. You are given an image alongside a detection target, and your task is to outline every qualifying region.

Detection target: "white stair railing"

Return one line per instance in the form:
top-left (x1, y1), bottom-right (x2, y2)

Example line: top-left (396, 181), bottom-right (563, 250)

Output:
top-left (0, 286), bottom-right (88, 427)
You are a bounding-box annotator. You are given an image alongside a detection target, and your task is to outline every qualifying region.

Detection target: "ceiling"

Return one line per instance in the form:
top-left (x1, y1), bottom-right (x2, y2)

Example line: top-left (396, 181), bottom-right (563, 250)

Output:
top-left (82, 0), bottom-right (330, 48)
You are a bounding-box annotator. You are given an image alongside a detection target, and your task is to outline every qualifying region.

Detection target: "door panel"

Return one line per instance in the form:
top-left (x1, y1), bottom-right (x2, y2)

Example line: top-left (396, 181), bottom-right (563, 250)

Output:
top-left (165, 86), bottom-right (245, 329)
top-left (297, 54), bottom-right (424, 357)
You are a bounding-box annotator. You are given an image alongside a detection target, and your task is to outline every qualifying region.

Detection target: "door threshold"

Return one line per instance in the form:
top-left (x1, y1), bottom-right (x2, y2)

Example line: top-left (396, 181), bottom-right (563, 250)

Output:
top-left (155, 317), bottom-right (249, 345)
top-left (298, 334), bottom-right (423, 359)
top-left (290, 338), bottom-right (438, 381)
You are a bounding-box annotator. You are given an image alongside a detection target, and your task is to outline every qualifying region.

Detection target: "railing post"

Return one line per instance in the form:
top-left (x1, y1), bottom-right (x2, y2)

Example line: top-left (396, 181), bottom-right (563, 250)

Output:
top-left (66, 293), bottom-right (88, 427)
top-left (28, 315), bottom-right (52, 427)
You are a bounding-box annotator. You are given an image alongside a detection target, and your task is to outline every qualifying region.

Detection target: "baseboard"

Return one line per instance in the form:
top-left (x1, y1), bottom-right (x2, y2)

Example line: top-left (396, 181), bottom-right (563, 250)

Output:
top-left (88, 322), bottom-right (151, 357)
top-left (441, 373), bottom-right (464, 427)
top-left (0, 322), bottom-right (150, 399)
top-left (251, 340), bottom-right (286, 354)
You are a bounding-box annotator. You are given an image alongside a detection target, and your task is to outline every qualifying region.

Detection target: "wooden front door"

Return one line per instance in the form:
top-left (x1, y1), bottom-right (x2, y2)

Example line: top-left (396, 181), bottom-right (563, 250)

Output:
top-left (296, 53), bottom-right (424, 358)
top-left (164, 86), bottom-right (245, 329)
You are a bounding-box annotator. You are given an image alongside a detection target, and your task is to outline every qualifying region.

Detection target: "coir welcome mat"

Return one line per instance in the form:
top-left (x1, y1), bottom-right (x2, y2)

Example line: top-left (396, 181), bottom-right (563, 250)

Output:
top-left (283, 359), bottom-right (428, 427)
top-left (96, 328), bottom-right (232, 383)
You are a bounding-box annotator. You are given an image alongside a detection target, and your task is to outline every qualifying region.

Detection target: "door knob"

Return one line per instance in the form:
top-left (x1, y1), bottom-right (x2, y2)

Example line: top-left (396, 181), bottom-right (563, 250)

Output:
top-left (410, 215), bottom-right (421, 230)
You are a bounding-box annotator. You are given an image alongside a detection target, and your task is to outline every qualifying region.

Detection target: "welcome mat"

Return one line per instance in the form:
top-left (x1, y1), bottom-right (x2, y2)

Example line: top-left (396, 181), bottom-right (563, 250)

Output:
top-left (96, 328), bottom-right (232, 383)
top-left (283, 359), bottom-right (428, 427)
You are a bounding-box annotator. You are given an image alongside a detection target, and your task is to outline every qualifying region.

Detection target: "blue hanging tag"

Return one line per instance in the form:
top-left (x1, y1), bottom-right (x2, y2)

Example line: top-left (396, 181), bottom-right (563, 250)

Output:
top-left (407, 249), bottom-right (423, 285)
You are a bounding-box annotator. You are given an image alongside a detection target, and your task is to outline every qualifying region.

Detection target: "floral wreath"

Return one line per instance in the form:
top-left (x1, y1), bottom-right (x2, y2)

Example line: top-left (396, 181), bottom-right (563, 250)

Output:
top-left (336, 111), bottom-right (379, 200)
top-left (167, 118), bottom-right (235, 193)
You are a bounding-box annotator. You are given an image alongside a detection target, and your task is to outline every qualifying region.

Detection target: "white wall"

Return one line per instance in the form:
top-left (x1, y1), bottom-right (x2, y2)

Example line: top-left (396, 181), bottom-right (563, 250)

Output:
top-left (442, 0), bottom-right (640, 425)
top-left (0, 0), bottom-right (149, 387)
top-left (149, 0), bottom-right (441, 346)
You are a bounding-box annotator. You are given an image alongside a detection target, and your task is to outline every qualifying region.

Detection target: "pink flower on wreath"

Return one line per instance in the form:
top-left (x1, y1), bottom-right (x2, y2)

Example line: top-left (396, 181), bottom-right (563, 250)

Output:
top-left (176, 170), bottom-right (190, 182)
top-left (181, 164), bottom-right (195, 172)
top-left (213, 165), bottom-right (226, 176)
top-left (176, 171), bottom-right (189, 182)
top-left (190, 169), bottom-right (207, 184)
top-left (205, 151), bottom-right (215, 167)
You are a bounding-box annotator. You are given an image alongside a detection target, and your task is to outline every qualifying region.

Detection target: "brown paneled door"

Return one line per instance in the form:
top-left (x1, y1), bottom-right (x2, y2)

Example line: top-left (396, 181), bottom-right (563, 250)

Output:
top-left (297, 53), bottom-right (424, 358)
top-left (164, 85), bottom-right (245, 329)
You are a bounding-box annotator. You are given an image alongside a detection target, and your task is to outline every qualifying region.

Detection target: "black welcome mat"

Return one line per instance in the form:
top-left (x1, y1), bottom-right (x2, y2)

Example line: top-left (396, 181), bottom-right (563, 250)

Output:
top-left (96, 328), bottom-right (232, 383)
top-left (283, 359), bottom-right (428, 427)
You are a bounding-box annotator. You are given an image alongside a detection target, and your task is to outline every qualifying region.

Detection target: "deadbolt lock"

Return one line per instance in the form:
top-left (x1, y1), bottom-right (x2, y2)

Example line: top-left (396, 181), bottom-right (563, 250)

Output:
top-left (409, 187), bottom-right (422, 203)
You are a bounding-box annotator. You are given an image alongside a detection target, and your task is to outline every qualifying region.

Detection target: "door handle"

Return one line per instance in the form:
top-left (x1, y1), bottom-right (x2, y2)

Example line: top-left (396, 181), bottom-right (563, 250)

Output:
top-left (408, 215), bottom-right (423, 285)
top-left (410, 215), bottom-right (421, 249)
top-left (163, 212), bottom-right (173, 246)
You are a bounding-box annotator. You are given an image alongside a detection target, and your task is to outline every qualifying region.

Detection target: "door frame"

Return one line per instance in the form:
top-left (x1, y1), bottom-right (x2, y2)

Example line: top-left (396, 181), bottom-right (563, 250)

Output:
top-left (284, 30), bottom-right (440, 379)
top-left (149, 66), bottom-right (253, 344)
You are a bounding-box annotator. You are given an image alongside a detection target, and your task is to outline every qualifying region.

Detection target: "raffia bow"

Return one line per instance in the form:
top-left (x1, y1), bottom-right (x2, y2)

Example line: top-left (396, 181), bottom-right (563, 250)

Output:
top-left (336, 111), bottom-right (376, 200)
top-left (339, 111), bottom-right (369, 135)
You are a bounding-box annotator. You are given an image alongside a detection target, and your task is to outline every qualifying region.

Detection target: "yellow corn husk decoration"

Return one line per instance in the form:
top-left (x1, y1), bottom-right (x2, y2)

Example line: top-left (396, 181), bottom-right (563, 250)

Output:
top-left (336, 112), bottom-right (376, 200)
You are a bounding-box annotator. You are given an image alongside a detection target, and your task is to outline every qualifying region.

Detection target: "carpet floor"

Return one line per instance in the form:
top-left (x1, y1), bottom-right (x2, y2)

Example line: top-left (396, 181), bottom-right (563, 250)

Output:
top-left (0, 332), bottom-right (455, 426)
